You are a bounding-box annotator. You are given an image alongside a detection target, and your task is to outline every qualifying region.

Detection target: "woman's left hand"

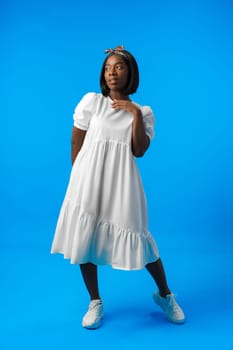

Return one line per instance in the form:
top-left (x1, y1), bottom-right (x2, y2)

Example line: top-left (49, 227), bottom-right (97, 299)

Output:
top-left (112, 99), bottom-right (149, 157)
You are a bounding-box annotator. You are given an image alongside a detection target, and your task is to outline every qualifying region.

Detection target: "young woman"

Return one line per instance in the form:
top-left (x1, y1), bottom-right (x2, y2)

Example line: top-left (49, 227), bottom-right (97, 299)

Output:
top-left (51, 46), bottom-right (185, 329)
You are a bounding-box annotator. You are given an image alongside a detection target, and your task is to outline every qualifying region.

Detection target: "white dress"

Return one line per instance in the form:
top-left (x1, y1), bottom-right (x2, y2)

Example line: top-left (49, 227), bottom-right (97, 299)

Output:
top-left (51, 92), bottom-right (160, 270)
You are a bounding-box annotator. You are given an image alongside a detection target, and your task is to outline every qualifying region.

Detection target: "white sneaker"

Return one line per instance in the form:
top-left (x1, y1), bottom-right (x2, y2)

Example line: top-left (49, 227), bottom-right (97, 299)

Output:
top-left (82, 299), bottom-right (104, 329)
top-left (153, 291), bottom-right (185, 324)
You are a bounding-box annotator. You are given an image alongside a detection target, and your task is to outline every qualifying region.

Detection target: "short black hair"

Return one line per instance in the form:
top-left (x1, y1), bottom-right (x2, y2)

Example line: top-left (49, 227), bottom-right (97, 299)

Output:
top-left (100, 50), bottom-right (139, 96)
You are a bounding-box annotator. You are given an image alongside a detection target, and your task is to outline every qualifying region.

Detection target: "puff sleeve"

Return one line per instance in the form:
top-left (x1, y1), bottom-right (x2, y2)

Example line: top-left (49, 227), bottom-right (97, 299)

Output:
top-left (141, 106), bottom-right (155, 139)
top-left (73, 92), bottom-right (97, 130)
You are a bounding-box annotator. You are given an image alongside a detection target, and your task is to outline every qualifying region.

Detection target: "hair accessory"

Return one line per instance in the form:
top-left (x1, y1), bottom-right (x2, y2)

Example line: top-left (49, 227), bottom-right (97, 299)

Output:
top-left (104, 45), bottom-right (125, 55)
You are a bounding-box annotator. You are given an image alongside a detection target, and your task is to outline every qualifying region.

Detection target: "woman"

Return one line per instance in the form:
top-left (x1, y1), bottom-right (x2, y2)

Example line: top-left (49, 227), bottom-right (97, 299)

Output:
top-left (51, 46), bottom-right (185, 329)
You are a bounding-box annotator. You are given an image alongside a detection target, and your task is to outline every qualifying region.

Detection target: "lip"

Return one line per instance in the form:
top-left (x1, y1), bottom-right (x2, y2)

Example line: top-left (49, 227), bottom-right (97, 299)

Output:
top-left (108, 78), bottom-right (118, 84)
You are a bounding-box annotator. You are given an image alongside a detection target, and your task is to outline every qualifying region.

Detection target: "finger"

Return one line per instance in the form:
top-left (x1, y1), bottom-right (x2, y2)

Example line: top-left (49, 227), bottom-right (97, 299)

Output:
top-left (111, 101), bottom-right (119, 107)
top-left (112, 102), bottom-right (120, 108)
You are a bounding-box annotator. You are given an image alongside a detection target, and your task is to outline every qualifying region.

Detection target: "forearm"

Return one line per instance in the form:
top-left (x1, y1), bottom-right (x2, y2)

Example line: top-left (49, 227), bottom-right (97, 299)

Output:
top-left (131, 109), bottom-right (150, 157)
top-left (111, 99), bottom-right (150, 157)
top-left (71, 144), bottom-right (79, 165)
top-left (71, 127), bottom-right (87, 165)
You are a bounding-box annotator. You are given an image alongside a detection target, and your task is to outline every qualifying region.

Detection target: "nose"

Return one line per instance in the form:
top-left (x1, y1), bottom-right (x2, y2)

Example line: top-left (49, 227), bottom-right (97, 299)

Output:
top-left (109, 66), bottom-right (117, 75)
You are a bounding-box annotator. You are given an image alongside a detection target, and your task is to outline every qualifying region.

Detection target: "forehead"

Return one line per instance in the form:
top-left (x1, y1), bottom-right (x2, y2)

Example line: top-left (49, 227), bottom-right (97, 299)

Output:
top-left (105, 54), bottom-right (126, 65)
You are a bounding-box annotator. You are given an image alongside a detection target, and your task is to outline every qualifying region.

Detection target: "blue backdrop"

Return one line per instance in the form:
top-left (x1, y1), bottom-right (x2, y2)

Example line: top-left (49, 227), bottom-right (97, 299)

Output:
top-left (1, 0), bottom-right (233, 349)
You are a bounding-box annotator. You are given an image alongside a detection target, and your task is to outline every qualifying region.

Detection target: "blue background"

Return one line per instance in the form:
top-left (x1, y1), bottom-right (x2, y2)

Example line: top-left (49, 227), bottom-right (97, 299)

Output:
top-left (1, 0), bottom-right (233, 349)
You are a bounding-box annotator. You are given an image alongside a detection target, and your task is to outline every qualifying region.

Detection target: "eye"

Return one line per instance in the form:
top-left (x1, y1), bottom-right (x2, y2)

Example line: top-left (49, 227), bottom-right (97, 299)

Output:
top-left (105, 66), bottom-right (110, 72)
top-left (116, 65), bottom-right (124, 70)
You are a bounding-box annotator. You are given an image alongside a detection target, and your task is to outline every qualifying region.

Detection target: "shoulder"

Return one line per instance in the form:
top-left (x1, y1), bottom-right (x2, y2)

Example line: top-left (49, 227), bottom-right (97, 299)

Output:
top-left (82, 92), bottom-right (101, 99)
top-left (141, 105), bottom-right (154, 118)
top-left (77, 92), bottom-right (100, 105)
top-left (133, 101), bottom-right (155, 139)
top-left (132, 100), bottom-right (153, 113)
top-left (74, 92), bottom-right (103, 112)
top-left (133, 101), bottom-right (155, 119)
top-left (73, 93), bottom-right (102, 130)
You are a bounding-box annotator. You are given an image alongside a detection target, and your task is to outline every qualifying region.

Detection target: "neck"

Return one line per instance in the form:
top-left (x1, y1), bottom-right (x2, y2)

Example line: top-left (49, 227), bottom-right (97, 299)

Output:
top-left (108, 91), bottom-right (130, 101)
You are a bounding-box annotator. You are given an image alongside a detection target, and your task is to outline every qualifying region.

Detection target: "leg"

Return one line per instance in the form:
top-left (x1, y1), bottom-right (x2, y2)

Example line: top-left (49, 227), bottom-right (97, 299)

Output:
top-left (146, 258), bottom-right (185, 323)
top-left (146, 258), bottom-right (171, 297)
top-left (80, 263), bottom-right (104, 329)
top-left (80, 263), bottom-right (101, 300)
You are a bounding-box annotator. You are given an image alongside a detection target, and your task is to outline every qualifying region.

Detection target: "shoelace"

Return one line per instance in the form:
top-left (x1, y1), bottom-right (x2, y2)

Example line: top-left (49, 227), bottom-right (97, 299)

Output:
top-left (88, 301), bottom-right (102, 315)
top-left (167, 296), bottom-right (181, 313)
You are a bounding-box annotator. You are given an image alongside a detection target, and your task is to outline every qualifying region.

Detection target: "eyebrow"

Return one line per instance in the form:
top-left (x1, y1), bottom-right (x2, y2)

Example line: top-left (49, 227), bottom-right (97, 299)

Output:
top-left (105, 61), bottom-right (126, 66)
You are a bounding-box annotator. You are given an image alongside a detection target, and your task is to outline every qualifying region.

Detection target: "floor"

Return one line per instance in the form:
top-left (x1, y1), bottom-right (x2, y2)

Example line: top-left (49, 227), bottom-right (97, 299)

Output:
top-left (1, 223), bottom-right (232, 350)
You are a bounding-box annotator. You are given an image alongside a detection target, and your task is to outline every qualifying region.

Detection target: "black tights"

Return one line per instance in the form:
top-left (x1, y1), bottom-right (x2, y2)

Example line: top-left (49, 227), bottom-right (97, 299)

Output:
top-left (80, 258), bottom-right (171, 300)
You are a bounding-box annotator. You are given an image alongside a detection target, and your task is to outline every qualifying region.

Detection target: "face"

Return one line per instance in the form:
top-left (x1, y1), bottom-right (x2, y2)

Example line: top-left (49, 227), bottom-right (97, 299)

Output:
top-left (104, 54), bottom-right (129, 93)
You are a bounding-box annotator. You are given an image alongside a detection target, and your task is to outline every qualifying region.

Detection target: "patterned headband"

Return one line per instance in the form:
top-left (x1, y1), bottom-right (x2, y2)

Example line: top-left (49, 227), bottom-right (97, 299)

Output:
top-left (104, 45), bottom-right (129, 58)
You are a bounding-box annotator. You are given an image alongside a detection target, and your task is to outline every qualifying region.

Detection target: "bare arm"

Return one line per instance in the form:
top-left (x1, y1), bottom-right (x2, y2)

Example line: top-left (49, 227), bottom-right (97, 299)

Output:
top-left (131, 108), bottom-right (150, 157)
top-left (111, 100), bottom-right (150, 157)
top-left (71, 127), bottom-right (87, 165)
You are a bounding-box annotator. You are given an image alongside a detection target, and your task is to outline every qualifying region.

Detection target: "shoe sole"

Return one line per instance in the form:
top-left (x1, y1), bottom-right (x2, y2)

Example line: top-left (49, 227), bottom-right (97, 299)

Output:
top-left (82, 313), bottom-right (104, 329)
top-left (83, 322), bottom-right (101, 329)
top-left (166, 316), bottom-right (185, 324)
